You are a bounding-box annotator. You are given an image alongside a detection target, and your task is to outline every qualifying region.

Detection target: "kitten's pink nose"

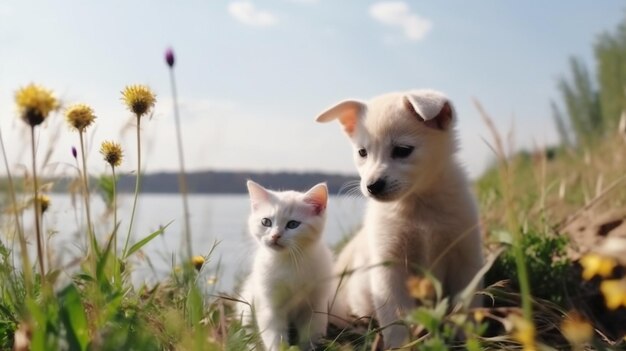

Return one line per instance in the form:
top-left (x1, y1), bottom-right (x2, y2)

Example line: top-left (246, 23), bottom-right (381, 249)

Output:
top-left (271, 234), bottom-right (281, 242)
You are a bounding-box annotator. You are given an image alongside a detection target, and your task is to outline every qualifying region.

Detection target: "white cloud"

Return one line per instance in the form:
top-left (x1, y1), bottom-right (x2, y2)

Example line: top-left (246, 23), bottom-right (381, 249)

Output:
top-left (228, 2), bottom-right (278, 27)
top-left (369, 1), bottom-right (432, 41)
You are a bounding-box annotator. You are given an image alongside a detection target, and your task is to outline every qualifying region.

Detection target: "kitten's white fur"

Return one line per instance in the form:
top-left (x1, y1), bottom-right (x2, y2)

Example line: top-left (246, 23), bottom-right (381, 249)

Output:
top-left (237, 181), bottom-right (333, 351)
top-left (316, 90), bottom-right (483, 348)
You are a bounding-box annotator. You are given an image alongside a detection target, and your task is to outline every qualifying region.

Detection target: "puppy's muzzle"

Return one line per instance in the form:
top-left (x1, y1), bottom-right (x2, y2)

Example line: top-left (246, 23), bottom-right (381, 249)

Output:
top-left (366, 178), bottom-right (386, 196)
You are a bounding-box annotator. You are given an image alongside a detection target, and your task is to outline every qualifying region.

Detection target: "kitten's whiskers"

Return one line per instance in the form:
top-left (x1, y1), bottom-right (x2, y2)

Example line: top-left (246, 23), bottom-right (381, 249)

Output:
top-left (290, 242), bottom-right (305, 274)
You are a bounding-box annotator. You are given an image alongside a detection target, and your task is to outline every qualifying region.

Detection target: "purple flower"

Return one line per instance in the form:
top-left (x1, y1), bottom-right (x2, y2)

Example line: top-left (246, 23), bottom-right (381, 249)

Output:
top-left (165, 48), bottom-right (175, 67)
top-left (71, 146), bottom-right (77, 159)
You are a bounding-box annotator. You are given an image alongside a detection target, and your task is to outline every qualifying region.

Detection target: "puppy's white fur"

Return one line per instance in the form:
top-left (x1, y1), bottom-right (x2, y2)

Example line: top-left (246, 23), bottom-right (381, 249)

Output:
top-left (317, 90), bottom-right (483, 348)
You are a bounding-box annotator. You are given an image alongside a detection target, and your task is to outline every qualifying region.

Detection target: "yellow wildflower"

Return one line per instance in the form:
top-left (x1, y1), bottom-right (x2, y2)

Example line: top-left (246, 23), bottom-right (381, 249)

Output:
top-left (580, 253), bottom-right (616, 280)
top-left (473, 309), bottom-right (486, 323)
top-left (15, 84), bottom-right (58, 126)
top-left (121, 84), bottom-right (156, 117)
top-left (406, 276), bottom-right (435, 301)
top-left (65, 104), bottom-right (96, 131)
top-left (600, 279), bottom-right (626, 310)
top-left (560, 311), bottom-right (594, 347)
top-left (37, 194), bottom-right (50, 213)
top-left (508, 314), bottom-right (536, 351)
top-left (100, 141), bottom-right (123, 167)
top-left (192, 255), bottom-right (205, 271)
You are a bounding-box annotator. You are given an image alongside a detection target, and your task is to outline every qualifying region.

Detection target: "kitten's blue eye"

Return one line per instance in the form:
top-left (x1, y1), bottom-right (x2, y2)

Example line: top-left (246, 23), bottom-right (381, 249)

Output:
top-left (391, 145), bottom-right (414, 159)
top-left (261, 218), bottom-right (272, 227)
top-left (358, 148), bottom-right (367, 158)
top-left (286, 220), bottom-right (300, 229)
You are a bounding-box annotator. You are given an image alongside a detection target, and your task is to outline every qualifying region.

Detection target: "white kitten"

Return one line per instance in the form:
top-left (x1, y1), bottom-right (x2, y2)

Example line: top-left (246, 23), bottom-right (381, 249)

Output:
top-left (316, 90), bottom-right (484, 348)
top-left (237, 181), bottom-right (333, 351)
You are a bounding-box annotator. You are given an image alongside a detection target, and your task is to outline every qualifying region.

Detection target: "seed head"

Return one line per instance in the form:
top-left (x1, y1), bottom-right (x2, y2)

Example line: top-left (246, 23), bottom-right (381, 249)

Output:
top-left (192, 255), bottom-right (205, 271)
top-left (65, 104), bottom-right (96, 132)
top-left (121, 84), bottom-right (156, 117)
top-left (15, 84), bottom-right (58, 126)
top-left (100, 141), bottom-right (123, 167)
top-left (37, 194), bottom-right (50, 213)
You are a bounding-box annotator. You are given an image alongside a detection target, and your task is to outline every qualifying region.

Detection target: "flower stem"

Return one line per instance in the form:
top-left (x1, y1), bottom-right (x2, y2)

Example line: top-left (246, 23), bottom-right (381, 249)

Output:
top-left (30, 126), bottom-right (45, 281)
top-left (123, 116), bottom-right (142, 258)
top-left (169, 67), bottom-right (192, 259)
top-left (79, 132), bottom-right (95, 254)
top-left (112, 166), bottom-right (118, 253)
top-left (112, 166), bottom-right (119, 281)
top-left (0, 127), bottom-right (32, 295)
top-left (512, 232), bottom-right (533, 319)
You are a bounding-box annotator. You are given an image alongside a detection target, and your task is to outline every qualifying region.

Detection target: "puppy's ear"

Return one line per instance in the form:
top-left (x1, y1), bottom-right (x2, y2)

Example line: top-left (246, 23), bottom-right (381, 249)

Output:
top-left (315, 100), bottom-right (365, 136)
top-left (403, 91), bottom-right (454, 131)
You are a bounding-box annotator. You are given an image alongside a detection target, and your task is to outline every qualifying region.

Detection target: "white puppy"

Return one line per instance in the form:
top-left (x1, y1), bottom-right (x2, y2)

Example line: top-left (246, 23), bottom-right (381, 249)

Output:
top-left (316, 90), bottom-right (483, 348)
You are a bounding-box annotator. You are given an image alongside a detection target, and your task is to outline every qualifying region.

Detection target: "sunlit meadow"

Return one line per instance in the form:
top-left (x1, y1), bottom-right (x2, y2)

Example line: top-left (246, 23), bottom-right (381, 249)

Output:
top-left (2, 5), bottom-right (626, 351)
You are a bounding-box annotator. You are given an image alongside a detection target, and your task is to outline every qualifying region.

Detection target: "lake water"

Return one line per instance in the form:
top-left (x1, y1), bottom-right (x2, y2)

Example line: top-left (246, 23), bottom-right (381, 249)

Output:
top-left (38, 193), bottom-right (366, 292)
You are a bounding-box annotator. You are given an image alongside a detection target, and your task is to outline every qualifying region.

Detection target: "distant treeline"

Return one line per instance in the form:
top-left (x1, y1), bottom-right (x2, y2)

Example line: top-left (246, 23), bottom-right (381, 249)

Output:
top-left (43, 170), bottom-right (359, 195)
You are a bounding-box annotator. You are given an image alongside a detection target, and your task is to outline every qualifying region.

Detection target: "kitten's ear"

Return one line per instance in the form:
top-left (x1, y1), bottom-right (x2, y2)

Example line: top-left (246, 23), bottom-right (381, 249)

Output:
top-left (315, 100), bottom-right (366, 136)
top-left (403, 90), bottom-right (455, 131)
top-left (304, 183), bottom-right (328, 215)
top-left (247, 180), bottom-right (270, 210)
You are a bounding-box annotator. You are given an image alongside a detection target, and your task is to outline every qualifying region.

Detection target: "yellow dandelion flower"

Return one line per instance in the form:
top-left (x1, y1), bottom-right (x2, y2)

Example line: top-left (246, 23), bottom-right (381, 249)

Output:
top-left (473, 309), bottom-right (486, 323)
top-left (15, 84), bottom-right (58, 126)
top-left (580, 253), bottom-right (616, 280)
top-left (600, 279), bottom-right (626, 310)
top-left (192, 255), bottom-right (205, 271)
top-left (37, 194), bottom-right (50, 213)
top-left (508, 314), bottom-right (536, 351)
top-left (121, 84), bottom-right (156, 117)
top-left (406, 276), bottom-right (435, 301)
top-left (561, 311), bottom-right (594, 346)
top-left (65, 104), bottom-right (96, 131)
top-left (100, 141), bottom-right (123, 167)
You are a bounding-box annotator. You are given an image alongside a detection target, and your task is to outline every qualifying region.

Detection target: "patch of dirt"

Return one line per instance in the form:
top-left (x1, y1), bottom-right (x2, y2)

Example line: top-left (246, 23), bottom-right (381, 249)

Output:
top-left (560, 208), bottom-right (626, 263)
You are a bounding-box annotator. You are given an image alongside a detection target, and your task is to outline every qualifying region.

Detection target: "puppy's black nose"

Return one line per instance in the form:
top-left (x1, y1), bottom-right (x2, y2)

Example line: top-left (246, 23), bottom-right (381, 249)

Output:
top-left (367, 179), bottom-right (386, 195)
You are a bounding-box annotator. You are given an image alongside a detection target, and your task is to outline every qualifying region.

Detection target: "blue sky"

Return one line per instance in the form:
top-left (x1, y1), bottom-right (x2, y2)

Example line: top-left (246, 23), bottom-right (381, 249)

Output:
top-left (0, 0), bottom-right (623, 179)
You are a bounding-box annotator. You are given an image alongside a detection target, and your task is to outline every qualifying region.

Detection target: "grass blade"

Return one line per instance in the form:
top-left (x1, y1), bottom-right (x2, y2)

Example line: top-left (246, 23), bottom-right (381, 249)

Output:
top-left (125, 221), bottom-right (173, 258)
top-left (60, 284), bottom-right (89, 351)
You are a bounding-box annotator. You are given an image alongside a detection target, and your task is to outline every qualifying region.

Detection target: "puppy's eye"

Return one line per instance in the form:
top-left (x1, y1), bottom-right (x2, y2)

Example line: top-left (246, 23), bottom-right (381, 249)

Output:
top-left (358, 148), bottom-right (368, 158)
top-left (286, 220), bottom-right (300, 229)
top-left (391, 145), bottom-right (414, 159)
top-left (261, 218), bottom-right (272, 227)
